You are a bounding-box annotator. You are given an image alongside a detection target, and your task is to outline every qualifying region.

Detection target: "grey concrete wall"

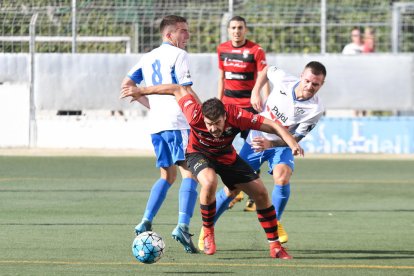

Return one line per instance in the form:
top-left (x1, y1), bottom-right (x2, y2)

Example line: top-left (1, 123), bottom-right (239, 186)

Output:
top-left (1, 53), bottom-right (413, 111)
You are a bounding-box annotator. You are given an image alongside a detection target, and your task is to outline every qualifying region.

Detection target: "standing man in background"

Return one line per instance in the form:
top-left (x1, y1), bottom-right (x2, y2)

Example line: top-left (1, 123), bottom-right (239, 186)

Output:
top-left (121, 15), bottom-right (200, 254)
top-left (216, 15), bottom-right (270, 213)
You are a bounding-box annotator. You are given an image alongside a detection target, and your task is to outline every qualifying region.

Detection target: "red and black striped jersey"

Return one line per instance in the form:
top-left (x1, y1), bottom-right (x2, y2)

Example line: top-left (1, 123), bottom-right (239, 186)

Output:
top-left (178, 93), bottom-right (265, 164)
top-left (217, 40), bottom-right (267, 108)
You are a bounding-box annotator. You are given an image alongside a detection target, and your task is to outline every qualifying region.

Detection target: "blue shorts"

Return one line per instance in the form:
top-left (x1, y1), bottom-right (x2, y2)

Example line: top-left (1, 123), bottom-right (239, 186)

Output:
top-left (151, 130), bottom-right (189, 168)
top-left (239, 142), bottom-right (295, 175)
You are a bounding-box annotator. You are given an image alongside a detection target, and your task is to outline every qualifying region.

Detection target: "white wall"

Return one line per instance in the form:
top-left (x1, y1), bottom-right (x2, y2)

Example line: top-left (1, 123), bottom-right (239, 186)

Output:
top-left (0, 82), bottom-right (30, 147)
top-left (1, 53), bottom-right (414, 149)
top-left (36, 116), bottom-right (153, 150)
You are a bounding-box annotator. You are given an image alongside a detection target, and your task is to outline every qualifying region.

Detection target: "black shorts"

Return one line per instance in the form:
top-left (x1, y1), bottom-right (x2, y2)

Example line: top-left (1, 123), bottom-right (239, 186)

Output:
top-left (186, 152), bottom-right (259, 190)
top-left (240, 107), bottom-right (258, 140)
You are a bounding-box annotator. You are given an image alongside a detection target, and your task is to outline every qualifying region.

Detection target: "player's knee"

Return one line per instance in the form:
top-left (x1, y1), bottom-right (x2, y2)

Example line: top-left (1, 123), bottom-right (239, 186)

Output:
top-left (273, 175), bottom-right (290, 185)
top-left (258, 188), bottom-right (269, 201)
top-left (272, 170), bottom-right (291, 185)
top-left (161, 167), bottom-right (177, 184)
top-left (200, 182), bottom-right (217, 204)
top-left (226, 187), bottom-right (240, 197)
top-left (164, 175), bottom-right (176, 184)
top-left (250, 189), bottom-right (269, 207)
top-left (202, 181), bottom-right (216, 194)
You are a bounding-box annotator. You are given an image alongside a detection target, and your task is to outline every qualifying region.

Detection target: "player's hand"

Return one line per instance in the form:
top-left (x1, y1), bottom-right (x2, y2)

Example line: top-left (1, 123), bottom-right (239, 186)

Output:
top-left (120, 85), bottom-right (143, 101)
top-left (250, 91), bottom-right (263, 113)
top-left (251, 137), bottom-right (272, 152)
top-left (291, 145), bottom-right (304, 157)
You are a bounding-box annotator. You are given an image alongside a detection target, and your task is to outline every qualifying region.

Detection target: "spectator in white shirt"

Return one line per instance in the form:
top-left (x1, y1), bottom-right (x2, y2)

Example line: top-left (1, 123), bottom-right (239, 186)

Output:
top-left (342, 27), bottom-right (363, 55)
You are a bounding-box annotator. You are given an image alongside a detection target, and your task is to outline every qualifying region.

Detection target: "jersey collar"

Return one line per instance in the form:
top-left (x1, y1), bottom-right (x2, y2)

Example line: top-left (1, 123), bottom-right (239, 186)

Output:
top-left (292, 82), bottom-right (300, 101)
top-left (231, 39), bottom-right (248, 48)
top-left (292, 81), bottom-right (308, 102)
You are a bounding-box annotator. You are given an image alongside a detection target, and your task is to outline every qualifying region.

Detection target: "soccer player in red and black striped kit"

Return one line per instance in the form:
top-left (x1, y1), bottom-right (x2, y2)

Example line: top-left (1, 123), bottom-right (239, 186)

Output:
top-left (121, 83), bottom-right (304, 259)
top-left (217, 15), bottom-right (270, 211)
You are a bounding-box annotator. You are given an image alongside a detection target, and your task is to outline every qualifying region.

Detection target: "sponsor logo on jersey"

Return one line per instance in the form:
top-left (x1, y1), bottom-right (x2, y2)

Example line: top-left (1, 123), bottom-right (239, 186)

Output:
top-left (225, 71), bottom-right (246, 80)
top-left (280, 90), bottom-right (287, 95)
top-left (186, 70), bottom-right (191, 79)
top-left (184, 100), bottom-right (193, 107)
top-left (295, 107), bottom-right (305, 115)
top-left (243, 50), bottom-right (250, 59)
top-left (223, 58), bottom-right (247, 68)
top-left (271, 106), bottom-right (288, 123)
top-left (224, 57), bottom-right (243, 64)
top-left (198, 138), bottom-right (209, 146)
top-left (224, 127), bottom-right (233, 135)
top-left (251, 114), bottom-right (259, 124)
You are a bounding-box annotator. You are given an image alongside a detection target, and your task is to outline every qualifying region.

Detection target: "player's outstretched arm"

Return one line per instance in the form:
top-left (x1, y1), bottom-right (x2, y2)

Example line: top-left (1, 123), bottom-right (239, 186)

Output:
top-left (259, 118), bottom-right (304, 156)
top-left (251, 136), bottom-right (301, 152)
top-left (120, 84), bottom-right (189, 102)
top-left (183, 86), bottom-right (202, 103)
top-left (121, 77), bottom-right (150, 109)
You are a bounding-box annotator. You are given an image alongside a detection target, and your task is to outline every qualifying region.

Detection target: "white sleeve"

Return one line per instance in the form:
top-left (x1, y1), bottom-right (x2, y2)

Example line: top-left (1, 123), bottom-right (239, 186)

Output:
top-left (267, 66), bottom-right (284, 83)
top-left (126, 59), bottom-right (144, 84)
top-left (294, 113), bottom-right (323, 138)
top-left (175, 51), bottom-right (193, 86)
top-left (267, 66), bottom-right (297, 85)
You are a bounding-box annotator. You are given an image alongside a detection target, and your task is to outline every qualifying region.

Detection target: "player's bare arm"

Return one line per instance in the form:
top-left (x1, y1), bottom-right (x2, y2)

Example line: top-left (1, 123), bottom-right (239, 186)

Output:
top-left (261, 80), bottom-right (271, 103)
top-left (251, 136), bottom-right (302, 151)
top-left (120, 83), bottom-right (189, 102)
top-left (258, 117), bottom-right (304, 156)
top-left (183, 85), bottom-right (202, 103)
top-left (250, 66), bottom-right (269, 112)
top-left (120, 77), bottom-right (150, 109)
top-left (217, 69), bottom-right (225, 100)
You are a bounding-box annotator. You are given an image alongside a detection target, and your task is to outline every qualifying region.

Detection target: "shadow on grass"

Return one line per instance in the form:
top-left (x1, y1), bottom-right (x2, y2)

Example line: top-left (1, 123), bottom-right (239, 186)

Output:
top-left (218, 248), bottom-right (414, 261)
top-left (288, 209), bottom-right (414, 212)
top-left (164, 272), bottom-right (232, 274)
top-left (291, 249), bottom-right (414, 260)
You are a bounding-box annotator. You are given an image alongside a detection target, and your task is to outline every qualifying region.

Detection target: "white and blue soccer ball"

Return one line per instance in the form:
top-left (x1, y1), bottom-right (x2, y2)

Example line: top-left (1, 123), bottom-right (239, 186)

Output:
top-left (132, 231), bottom-right (165, 264)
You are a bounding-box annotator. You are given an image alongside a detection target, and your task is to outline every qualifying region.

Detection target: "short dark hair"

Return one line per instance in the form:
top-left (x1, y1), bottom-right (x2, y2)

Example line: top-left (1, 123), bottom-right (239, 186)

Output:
top-left (351, 26), bottom-right (361, 32)
top-left (160, 15), bottom-right (187, 33)
top-left (202, 98), bottom-right (226, 121)
top-left (228, 15), bottom-right (246, 27)
top-left (305, 61), bottom-right (327, 77)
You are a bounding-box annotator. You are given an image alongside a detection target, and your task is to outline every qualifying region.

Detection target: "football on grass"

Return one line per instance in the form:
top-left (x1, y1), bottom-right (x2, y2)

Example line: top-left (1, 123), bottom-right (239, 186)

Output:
top-left (132, 231), bottom-right (165, 264)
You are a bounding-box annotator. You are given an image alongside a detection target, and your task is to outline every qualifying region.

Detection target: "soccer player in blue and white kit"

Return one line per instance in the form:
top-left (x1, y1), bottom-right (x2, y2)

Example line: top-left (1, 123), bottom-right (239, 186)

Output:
top-left (210, 61), bottom-right (326, 245)
top-left (121, 15), bottom-right (200, 253)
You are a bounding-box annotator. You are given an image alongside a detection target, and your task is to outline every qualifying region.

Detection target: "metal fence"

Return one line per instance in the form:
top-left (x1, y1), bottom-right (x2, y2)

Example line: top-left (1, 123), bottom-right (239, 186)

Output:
top-left (0, 0), bottom-right (413, 53)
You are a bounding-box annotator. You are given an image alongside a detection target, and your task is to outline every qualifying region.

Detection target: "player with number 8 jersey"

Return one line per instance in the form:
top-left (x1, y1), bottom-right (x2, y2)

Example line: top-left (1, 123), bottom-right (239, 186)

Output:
top-left (126, 42), bottom-right (191, 134)
top-left (121, 15), bottom-right (201, 254)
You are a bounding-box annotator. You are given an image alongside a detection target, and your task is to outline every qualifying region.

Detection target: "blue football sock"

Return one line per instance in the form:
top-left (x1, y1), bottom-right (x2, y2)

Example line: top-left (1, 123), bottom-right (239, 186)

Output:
top-left (272, 183), bottom-right (290, 221)
top-left (178, 178), bottom-right (198, 225)
top-left (143, 178), bottom-right (171, 221)
top-left (214, 188), bottom-right (234, 224)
